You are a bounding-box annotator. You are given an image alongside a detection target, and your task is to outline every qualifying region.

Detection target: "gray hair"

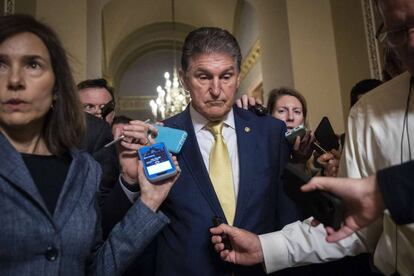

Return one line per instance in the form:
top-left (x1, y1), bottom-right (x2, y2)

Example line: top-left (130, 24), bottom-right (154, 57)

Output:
top-left (181, 27), bottom-right (242, 72)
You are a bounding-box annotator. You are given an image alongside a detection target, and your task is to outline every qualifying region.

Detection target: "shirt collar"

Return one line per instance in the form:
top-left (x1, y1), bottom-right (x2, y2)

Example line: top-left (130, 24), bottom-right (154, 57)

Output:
top-left (189, 104), bottom-right (235, 133)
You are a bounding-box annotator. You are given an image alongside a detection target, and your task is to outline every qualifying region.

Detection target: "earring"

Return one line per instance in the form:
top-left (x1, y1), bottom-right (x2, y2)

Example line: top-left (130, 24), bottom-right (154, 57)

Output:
top-left (51, 93), bottom-right (58, 110)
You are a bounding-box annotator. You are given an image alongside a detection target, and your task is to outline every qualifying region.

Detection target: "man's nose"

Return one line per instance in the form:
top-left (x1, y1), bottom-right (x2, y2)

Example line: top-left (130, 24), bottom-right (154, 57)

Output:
top-left (209, 78), bottom-right (221, 96)
top-left (95, 106), bottom-right (103, 117)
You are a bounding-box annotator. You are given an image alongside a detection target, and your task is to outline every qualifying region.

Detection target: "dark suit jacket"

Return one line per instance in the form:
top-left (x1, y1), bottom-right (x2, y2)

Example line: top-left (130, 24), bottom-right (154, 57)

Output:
top-left (154, 106), bottom-right (300, 275)
top-left (0, 133), bottom-right (169, 275)
top-left (81, 113), bottom-right (119, 204)
top-left (378, 160), bottom-right (414, 225)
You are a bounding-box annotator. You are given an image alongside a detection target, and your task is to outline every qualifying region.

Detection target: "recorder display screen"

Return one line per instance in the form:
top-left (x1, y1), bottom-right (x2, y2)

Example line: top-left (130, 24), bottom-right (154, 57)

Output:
top-left (142, 145), bottom-right (172, 175)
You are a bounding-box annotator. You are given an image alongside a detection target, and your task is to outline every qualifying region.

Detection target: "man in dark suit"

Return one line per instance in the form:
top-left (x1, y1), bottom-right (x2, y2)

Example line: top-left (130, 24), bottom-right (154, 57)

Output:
top-left (107, 27), bottom-right (302, 275)
top-left (81, 113), bottom-right (119, 205)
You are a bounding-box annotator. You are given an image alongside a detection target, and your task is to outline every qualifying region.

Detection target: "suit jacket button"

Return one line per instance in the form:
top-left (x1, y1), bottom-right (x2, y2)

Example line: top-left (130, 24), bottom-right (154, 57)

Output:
top-left (45, 246), bottom-right (58, 261)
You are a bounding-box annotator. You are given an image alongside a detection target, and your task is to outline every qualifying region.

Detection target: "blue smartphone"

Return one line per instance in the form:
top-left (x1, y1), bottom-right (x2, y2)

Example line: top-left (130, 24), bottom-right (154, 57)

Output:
top-left (153, 126), bottom-right (187, 154)
top-left (138, 142), bottom-right (177, 183)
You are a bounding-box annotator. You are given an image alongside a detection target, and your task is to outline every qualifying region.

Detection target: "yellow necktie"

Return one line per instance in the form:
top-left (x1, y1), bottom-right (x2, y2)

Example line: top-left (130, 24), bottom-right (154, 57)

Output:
top-left (207, 121), bottom-right (236, 225)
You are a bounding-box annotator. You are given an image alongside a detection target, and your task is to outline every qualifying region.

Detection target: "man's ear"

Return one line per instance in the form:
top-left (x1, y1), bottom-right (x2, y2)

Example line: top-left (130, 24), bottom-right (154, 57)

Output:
top-left (236, 73), bottom-right (241, 89)
top-left (179, 69), bottom-right (189, 91)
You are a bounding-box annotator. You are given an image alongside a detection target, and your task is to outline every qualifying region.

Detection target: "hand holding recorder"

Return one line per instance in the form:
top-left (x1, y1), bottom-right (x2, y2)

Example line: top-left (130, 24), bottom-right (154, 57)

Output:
top-left (282, 163), bottom-right (344, 231)
top-left (286, 125), bottom-right (316, 163)
top-left (301, 175), bottom-right (383, 242)
top-left (137, 148), bottom-right (180, 212)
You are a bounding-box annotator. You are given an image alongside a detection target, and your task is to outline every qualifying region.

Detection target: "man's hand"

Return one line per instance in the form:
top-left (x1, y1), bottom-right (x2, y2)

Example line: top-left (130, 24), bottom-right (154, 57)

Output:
top-left (114, 120), bottom-right (158, 184)
top-left (210, 224), bottom-right (264, 266)
top-left (138, 156), bottom-right (180, 212)
top-left (301, 175), bottom-right (385, 242)
top-left (315, 149), bottom-right (341, 176)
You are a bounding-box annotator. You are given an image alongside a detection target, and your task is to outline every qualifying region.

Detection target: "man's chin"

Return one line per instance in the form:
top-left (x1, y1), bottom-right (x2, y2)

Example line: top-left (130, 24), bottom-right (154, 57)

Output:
top-left (203, 106), bottom-right (231, 121)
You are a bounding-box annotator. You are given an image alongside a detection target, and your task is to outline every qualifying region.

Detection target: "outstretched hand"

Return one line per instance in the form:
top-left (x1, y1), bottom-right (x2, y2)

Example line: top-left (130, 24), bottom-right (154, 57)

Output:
top-left (301, 175), bottom-right (385, 242)
top-left (210, 224), bottom-right (264, 266)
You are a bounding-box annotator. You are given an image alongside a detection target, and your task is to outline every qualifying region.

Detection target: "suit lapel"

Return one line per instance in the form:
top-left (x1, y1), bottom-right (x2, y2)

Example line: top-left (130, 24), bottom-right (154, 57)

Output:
top-left (0, 133), bottom-right (51, 219)
top-left (167, 108), bottom-right (226, 218)
top-left (233, 108), bottom-right (257, 226)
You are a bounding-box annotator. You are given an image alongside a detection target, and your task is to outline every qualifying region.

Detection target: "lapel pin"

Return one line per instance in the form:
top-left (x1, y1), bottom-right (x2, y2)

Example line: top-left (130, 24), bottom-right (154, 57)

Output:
top-left (244, 126), bottom-right (251, 133)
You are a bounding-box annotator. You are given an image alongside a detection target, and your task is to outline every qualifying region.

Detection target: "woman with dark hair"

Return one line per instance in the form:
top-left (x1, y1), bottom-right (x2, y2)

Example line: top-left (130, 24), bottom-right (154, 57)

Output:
top-left (0, 14), bottom-right (179, 275)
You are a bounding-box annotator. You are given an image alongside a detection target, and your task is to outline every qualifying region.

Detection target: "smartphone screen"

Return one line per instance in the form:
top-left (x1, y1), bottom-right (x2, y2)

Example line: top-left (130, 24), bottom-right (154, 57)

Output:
top-left (138, 142), bottom-right (176, 182)
top-left (142, 144), bottom-right (172, 174)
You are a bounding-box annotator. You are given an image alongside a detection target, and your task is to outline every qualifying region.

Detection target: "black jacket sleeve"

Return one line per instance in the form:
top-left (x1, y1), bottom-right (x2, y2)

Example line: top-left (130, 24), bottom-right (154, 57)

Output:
top-left (81, 113), bottom-right (120, 205)
top-left (377, 160), bottom-right (414, 225)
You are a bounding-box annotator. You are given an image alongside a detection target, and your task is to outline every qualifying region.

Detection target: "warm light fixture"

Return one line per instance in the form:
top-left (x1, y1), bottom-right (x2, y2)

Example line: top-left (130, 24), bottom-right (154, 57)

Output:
top-left (149, 0), bottom-right (190, 120)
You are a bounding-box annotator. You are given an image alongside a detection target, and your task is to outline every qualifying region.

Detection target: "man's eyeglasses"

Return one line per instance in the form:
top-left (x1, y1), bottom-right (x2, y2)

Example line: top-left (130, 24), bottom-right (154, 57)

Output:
top-left (375, 22), bottom-right (413, 48)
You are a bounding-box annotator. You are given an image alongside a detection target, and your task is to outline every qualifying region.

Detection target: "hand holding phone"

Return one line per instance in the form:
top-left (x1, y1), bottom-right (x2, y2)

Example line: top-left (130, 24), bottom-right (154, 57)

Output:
top-left (138, 142), bottom-right (177, 183)
top-left (137, 153), bottom-right (180, 212)
top-left (285, 125), bottom-right (307, 144)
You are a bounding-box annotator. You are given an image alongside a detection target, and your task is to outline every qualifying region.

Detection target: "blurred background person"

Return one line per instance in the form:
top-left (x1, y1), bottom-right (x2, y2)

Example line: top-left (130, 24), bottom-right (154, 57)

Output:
top-left (350, 79), bottom-right (383, 109)
top-left (266, 87), bottom-right (316, 174)
top-left (316, 79), bottom-right (383, 177)
top-left (78, 78), bottom-right (115, 125)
